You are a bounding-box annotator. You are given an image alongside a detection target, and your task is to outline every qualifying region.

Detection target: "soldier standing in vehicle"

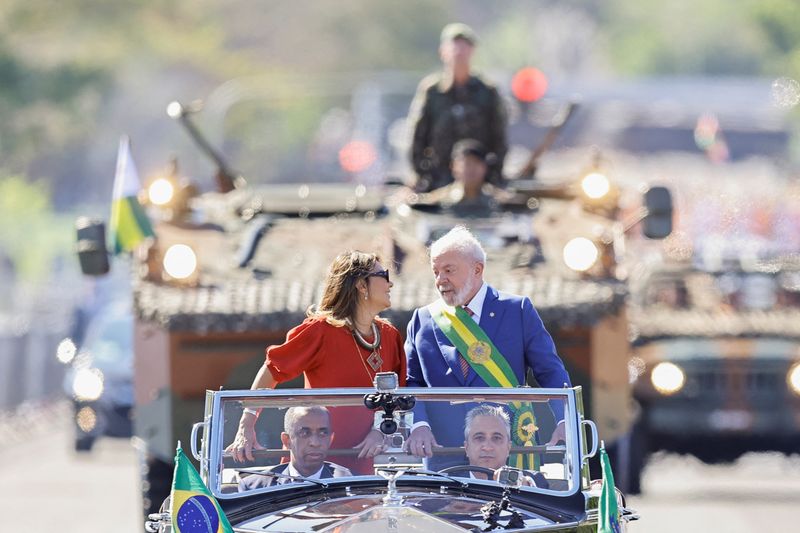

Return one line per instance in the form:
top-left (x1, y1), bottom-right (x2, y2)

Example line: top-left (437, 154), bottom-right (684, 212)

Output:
top-left (408, 23), bottom-right (508, 192)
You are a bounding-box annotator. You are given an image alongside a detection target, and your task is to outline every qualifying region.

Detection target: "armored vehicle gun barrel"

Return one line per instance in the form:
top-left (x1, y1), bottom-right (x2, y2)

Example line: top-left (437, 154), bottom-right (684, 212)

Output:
top-left (513, 101), bottom-right (580, 180)
top-left (166, 100), bottom-right (242, 193)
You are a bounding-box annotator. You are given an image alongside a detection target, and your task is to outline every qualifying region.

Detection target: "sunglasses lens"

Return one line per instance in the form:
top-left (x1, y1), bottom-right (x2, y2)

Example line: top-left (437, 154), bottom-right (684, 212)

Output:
top-left (369, 270), bottom-right (390, 282)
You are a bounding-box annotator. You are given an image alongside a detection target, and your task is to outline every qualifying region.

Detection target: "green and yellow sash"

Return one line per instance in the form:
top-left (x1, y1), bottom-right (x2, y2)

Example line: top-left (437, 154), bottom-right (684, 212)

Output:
top-left (430, 301), bottom-right (539, 469)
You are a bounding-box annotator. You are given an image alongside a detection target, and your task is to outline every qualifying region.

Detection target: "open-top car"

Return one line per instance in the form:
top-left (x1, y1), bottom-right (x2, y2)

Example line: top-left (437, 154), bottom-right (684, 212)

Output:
top-left (146, 376), bottom-right (636, 532)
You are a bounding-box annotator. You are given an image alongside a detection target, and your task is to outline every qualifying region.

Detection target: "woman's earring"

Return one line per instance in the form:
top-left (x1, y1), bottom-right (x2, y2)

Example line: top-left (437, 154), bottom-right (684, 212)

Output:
top-left (364, 291), bottom-right (368, 300)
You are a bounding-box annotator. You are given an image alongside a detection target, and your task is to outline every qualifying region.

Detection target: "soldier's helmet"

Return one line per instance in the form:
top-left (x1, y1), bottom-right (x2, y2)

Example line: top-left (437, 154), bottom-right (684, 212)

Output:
top-left (440, 22), bottom-right (478, 45)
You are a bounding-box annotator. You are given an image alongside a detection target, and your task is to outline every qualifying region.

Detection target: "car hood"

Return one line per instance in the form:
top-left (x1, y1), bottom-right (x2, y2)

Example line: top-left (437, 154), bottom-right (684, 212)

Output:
top-left (222, 482), bottom-right (587, 532)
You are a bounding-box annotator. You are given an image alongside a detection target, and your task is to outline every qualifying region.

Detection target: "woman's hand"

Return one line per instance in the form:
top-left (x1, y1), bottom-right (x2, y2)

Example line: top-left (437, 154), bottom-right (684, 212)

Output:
top-left (225, 413), bottom-right (264, 463)
top-left (354, 429), bottom-right (386, 459)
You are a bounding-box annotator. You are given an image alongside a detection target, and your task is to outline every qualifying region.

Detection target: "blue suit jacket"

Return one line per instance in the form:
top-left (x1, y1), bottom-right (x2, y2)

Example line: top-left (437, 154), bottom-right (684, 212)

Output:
top-left (404, 285), bottom-right (571, 467)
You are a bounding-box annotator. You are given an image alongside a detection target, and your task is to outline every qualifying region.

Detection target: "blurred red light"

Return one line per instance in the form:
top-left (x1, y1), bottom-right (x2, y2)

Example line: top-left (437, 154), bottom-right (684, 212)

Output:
top-left (339, 140), bottom-right (377, 173)
top-left (511, 67), bottom-right (548, 103)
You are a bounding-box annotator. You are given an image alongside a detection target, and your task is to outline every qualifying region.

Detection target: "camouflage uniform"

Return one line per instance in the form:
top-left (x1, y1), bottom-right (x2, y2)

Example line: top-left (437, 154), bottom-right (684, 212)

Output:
top-left (408, 73), bottom-right (507, 192)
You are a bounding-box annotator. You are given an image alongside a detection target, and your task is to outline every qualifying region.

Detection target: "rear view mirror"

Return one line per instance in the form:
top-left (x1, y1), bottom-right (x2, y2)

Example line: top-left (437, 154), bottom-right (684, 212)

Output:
top-left (642, 186), bottom-right (673, 239)
top-left (76, 217), bottom-right (110, 276)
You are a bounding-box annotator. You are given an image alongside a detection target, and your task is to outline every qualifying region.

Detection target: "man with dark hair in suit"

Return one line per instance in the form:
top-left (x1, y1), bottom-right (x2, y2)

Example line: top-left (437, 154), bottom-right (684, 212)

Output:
top-left (238, 406), bottom-right (351, 491)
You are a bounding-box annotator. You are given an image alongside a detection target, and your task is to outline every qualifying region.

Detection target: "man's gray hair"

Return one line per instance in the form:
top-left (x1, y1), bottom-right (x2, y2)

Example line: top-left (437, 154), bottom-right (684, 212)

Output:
top-left (430, 226), bottom-right (486, 265)
top-left (464, 404), bottom-right (511, 440)
top-left (284, 406), bottom-right (330, 435)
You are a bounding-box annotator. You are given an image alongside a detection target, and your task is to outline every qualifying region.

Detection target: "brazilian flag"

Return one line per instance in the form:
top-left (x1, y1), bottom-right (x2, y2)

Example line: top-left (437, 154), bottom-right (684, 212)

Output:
top-left (171, 444), bottom-right (233, 533)
top-left (598, 446), bottom-right (621, 533)
top-left (109, 135), bottom-right (155, 255)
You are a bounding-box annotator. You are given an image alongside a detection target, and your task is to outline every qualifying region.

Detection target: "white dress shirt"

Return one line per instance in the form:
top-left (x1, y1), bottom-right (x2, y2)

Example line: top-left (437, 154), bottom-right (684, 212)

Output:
top-left (284, 462), bottom-right (324, 482)
top-left (463, 282), bottom-right (488, 323)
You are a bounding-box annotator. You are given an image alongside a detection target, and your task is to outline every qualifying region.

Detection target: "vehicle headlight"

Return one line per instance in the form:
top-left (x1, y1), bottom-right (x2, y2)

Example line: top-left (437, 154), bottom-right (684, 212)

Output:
top-left (581, 172), bottom-right (611, 199)
top-left (163, 244), bottom-right (197, 279)
top-left (148, 178), bottom-right (175, 206)
top-left (73, 368), bottom-right (104, 401)
top-left (563, 237), bottom-right (599, 272)
top-left (56, 338), bottom-right (77, 364)
top-left (650, 362), bottom-right (685, 395)
top-left (76, 406), bottom-right (98, 433)
top-left (788, 363), bottom-right (800, 396)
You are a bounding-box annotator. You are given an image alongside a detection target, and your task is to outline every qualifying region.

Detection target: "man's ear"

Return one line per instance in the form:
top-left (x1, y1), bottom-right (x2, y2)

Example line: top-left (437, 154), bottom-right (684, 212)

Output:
top-left (474, 262), bottom-right (484, 277)
top-left (280, 432), bottom-right (290, 449)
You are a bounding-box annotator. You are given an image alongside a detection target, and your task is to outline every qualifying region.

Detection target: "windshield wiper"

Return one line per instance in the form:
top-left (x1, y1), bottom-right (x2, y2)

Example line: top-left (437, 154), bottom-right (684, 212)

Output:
top-left (234, 468), bottom-right (329, 488)
top-left (377, 467), bottom-right (470, 488)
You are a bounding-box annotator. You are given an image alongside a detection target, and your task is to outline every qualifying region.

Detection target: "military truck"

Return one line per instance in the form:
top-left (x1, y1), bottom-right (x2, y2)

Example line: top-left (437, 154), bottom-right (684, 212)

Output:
top-left (76, 92), bottom-right (672, 516)
top-left (627, 256), bottom-right (800, 493)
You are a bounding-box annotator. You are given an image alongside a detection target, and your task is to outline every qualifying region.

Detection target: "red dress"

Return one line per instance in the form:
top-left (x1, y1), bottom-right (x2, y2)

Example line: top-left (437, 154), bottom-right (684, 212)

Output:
top-left (265, 316), bottom-right (407, 474)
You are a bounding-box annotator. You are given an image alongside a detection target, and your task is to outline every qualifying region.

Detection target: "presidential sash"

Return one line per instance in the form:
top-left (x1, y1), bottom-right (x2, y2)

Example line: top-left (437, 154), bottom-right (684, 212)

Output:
top-left (430, 301), bottom-right (539, 469)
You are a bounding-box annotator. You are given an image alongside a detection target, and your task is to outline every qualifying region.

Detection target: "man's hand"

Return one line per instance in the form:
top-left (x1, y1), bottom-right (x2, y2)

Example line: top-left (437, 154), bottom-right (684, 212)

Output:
top-left (225, 413), bottom-right (264, 463)
top-left (546, 420), bottom-right (566, 446)
top-left (354, 429), bottom-right (386, 459)
top-left (404, 425), bottom-right (441, 458)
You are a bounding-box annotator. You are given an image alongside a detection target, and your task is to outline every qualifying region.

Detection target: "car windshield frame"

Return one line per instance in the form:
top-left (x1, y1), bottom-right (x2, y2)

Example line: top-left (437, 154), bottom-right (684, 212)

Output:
top-left (201, 387), bottom-right (587, 502)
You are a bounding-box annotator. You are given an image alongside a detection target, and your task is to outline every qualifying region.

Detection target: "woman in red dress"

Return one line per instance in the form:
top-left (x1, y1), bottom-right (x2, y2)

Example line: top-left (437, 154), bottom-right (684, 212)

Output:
top-left (227, 251), bottom-right (406, 474)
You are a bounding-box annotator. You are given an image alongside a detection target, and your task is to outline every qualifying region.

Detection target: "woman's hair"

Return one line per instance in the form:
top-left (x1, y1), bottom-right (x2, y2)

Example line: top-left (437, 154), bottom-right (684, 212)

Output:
top-left (309, 250), bottom-right (379, 327)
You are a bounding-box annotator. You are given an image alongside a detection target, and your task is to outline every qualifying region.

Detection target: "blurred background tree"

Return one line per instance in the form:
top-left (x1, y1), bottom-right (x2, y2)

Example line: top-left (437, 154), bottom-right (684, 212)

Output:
top-left (0, 0), bottom-right (799, 249)
top-left (0, 175), bottom-right (72, 281)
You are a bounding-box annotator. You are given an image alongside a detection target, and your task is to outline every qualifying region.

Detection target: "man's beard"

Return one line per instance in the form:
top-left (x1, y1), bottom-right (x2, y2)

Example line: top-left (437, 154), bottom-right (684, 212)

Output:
top-left (442, 275), bottom-right (478, 307)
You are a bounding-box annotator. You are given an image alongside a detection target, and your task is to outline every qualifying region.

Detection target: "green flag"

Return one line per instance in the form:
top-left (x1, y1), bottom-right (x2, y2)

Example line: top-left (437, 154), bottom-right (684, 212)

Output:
top-left (171, 444), bottom-right (234, 533)
top-left (598, 446), bottom-right (621, 533)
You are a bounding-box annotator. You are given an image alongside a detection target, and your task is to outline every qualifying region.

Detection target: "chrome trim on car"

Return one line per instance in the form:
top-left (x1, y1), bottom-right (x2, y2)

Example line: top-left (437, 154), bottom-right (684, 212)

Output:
top-left (190, 421), bottom-right (205, 461)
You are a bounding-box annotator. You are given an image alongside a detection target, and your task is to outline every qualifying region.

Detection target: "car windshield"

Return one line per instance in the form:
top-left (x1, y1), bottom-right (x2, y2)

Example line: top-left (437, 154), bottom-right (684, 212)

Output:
top-left (81, 315), bottom-right (133, 366)
top-left (206, 388), bottom-right (579, 500)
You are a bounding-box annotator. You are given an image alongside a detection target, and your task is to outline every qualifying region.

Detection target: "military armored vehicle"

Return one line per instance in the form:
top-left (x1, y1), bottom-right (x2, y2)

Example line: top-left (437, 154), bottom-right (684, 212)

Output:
top-left (76, 90), bottom-right (672, 516)
top-left (626, 255), bottom-right (800, 493)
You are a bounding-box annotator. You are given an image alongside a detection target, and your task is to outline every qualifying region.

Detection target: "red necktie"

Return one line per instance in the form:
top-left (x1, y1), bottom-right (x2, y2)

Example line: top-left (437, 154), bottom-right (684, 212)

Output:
top-left (459, 306), bottom-right (475, 378)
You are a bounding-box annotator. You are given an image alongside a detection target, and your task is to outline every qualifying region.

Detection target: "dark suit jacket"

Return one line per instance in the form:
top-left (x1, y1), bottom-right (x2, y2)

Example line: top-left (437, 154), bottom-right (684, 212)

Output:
top-left (238, 461), bottom-right (352, 491)
top-left (404, 285), bottom-right (571, 468)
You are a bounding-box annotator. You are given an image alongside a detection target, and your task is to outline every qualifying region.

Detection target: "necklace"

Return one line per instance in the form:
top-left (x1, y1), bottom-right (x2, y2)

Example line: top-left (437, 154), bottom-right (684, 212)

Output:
top-left (352, 321), bottom-right (383, 373)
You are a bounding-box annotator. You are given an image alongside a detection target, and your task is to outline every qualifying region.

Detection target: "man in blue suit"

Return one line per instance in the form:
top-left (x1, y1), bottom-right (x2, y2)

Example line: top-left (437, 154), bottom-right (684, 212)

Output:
top-left (404, 226), bottom-right (571, 466)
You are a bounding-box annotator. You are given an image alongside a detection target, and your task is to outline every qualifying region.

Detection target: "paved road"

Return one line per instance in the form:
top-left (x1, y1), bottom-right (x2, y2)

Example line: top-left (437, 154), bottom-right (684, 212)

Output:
top-left (0, 403), bottom-right (140, 533)
top-left (2, 406), bottom-right (798, 532)
top-left (628, 451), bottom-right (800, 533)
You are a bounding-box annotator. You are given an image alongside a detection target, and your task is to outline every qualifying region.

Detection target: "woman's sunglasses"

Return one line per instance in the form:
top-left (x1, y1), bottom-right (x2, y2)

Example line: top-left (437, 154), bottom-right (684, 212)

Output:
top-left (367, 269), bottom-right (390, 283)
